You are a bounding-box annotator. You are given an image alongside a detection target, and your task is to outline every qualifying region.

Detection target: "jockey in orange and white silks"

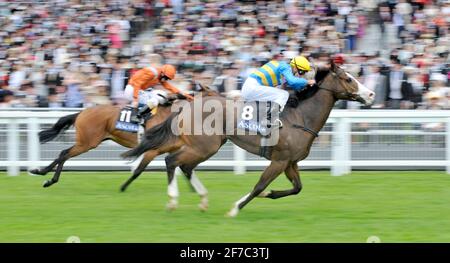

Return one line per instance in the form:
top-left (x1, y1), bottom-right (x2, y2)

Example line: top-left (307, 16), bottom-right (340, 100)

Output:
top-left (124, 64), bottom-right (194, 121)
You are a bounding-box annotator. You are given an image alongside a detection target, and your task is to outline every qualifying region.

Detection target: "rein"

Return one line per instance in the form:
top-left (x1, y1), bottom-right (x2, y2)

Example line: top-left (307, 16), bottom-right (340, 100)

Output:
top-left (291, 79), bottom-right (325, 138)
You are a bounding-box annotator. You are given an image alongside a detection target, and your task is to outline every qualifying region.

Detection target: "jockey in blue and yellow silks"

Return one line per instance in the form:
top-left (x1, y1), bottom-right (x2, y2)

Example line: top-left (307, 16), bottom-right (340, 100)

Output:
top-left (242, 56), bottom-right (316, 127)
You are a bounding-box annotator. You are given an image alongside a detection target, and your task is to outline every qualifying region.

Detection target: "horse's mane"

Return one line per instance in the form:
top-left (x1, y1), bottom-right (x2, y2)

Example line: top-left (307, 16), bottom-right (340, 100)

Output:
top-left (295, 68), bottom-right (330, 102)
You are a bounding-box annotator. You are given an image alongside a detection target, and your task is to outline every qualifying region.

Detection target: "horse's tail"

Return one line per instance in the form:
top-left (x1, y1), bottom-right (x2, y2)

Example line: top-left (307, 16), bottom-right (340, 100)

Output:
top-left (39, 113), bottom-right (80, 143)
top-left (121, 110), bottom-right (180, 159)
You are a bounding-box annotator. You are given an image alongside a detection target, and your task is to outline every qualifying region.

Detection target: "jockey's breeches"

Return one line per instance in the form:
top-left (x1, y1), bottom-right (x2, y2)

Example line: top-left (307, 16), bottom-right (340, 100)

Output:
top-left (124, 84), bottom-right (160, 108)
top-left (241, 77), bottom-right (289, 111)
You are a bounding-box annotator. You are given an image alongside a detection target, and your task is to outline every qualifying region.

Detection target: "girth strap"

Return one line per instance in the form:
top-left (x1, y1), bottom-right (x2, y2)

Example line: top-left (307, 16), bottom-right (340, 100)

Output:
top-left (292, 124), bottom-right (319, 137)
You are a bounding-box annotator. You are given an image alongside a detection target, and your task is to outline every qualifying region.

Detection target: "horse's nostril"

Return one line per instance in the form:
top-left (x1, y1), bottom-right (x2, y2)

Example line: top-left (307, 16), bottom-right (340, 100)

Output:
top-left (369, 92), bottom-right (374, 98)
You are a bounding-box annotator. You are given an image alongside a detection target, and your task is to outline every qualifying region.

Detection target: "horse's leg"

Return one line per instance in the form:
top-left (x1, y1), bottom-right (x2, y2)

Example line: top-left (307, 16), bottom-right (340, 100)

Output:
top-left (259, 162), bottom-right (302, 199)
top-left (162, 137), bottom-right (225, 211)
top-left (227, 160), bottom-right (289, 217)
top-left (164, 153), bottom-right (180, 210)
top-left (120, 150), bottom-right (159, 192)
top-left (179, 164), bottom-right (208, 211)
top-left (29, 159), bottom-right (60, 176)
top-left (163, 149), bottom-right (215, 211)
top-left (42, 144), bottom-right (90, 188)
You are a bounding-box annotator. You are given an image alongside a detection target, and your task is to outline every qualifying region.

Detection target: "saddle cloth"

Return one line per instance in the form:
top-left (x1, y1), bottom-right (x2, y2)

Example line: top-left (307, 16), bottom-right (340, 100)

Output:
top-left (236, 101), bottom-right (273, 136)
top-left (115, 106), bottom-right (140, 133)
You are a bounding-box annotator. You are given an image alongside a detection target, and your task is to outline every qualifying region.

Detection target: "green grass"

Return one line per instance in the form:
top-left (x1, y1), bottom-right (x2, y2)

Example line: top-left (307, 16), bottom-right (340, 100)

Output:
top-left (1, 170), bottom-right (450, 243)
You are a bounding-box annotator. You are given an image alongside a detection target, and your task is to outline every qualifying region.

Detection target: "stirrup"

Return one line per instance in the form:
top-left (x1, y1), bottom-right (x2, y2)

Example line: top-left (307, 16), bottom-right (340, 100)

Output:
top-left (261, 118), bottom-right (283, 129)
top-left (268, 119), bottom-right (283, 129)
top-left (138, 105), bottom-right (150, 116)
top-left (130, 114), bottom-right (140, 124)
top-left (274, 119), bottom-right (283, 128)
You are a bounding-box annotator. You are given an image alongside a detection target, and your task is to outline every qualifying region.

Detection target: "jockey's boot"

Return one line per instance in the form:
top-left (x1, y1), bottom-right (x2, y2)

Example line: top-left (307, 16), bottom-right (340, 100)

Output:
top-left (130, 108), bottom-right (140, 124)
top-left (136, 105), bottom-right (151, 124)
top-left (265, 102), bottom-right (283, 129)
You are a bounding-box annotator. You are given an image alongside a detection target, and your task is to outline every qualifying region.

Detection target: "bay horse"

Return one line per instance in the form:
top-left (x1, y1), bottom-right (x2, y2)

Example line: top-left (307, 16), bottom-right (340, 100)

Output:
top-left (122, 61), bottom-right (375, 216)
top-left (30, 85), bottom-right (217, 208)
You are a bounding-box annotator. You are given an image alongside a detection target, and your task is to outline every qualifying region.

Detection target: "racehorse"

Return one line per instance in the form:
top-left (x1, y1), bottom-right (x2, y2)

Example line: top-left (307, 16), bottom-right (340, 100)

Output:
top-left (122, 61), bottom-right (375, 216)
top-left (30, 85), bottom-right (217, 207)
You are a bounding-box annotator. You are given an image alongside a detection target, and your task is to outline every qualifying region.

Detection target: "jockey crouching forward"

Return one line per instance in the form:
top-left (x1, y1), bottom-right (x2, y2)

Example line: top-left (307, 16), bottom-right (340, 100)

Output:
top-left (124, 64), bottom-right (194, 123)
top-left (242, 56), bottom-right (316, 128)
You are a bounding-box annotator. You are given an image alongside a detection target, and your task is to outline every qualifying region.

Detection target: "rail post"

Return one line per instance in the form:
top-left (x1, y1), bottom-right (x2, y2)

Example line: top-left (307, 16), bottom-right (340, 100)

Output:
top-left (27, 118), bottom-right (40, 172)
top-left (7, 120), bottom-right (19, 176)
top-left (234, 144), bottom-right (246, 175)
top-left (446, 118), bottom-right (450, 174)
top-left (331, 117), bottom-right (351, 176)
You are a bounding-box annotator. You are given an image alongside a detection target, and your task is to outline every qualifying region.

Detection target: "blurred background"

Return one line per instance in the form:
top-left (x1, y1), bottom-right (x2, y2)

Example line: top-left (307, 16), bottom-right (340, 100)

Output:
top-left (0, 0), bottom-right (448, 175)
top-left (0, 0), bottom-right (448, 110)
top-left (0, 0), bottom-right (450, 243)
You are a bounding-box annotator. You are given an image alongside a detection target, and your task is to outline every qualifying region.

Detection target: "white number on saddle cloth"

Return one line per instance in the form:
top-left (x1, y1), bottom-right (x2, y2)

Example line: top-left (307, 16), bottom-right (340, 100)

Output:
top-left (241, 105), bottom-right (254, 120)
top-left (120, 109), bottom-right (132, 123)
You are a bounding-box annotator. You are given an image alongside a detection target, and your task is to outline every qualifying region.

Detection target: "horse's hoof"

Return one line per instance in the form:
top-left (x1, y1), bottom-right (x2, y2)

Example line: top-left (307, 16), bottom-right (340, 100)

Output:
top-left (226, 207), bottom-right (239, 218)
top-left (120, 185), bottom-right (128, 192)
top-left (198, 203), bottom-right (208, 212)
top-left (198, 197), bottom-right (208, 212)
top-left (166, 200), bottom-right (178, 211)
top-left (42, 180), bottom-right (53, 188)
top-left (28, 169), bottom-right (43, 176)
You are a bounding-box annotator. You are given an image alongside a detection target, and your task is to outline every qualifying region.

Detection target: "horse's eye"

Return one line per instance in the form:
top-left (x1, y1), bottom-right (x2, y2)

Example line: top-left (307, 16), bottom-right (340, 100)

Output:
top-left (346, 78), bottom-right (352, 83)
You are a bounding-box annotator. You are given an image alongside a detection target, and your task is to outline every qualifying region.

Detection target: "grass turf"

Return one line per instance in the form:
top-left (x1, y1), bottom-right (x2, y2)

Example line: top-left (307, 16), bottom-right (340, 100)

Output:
top-left (0, 171), bottom-right (449, 242)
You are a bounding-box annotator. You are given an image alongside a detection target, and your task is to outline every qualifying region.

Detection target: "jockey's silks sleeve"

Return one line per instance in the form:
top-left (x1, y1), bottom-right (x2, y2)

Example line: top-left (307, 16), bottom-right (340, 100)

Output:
top-left (279, 62), bottom-right (308, 91)
top-left (162, 81), bottom-right (194, 101)
top-left (161, 81), bottom-right (181, 94)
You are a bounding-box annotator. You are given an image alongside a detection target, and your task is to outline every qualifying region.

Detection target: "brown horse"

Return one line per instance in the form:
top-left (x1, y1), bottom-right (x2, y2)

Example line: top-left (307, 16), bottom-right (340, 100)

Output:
top-left (30, 85), bottom-right (217, 200)
top-left (122, 62), bottom-right (375, 216)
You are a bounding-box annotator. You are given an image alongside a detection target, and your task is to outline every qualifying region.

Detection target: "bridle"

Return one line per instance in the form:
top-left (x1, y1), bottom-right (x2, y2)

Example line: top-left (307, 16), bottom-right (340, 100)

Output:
top-left (292, 68), bottom-right (359, 138)
top-left (317, 70), bottom-right (359, 101)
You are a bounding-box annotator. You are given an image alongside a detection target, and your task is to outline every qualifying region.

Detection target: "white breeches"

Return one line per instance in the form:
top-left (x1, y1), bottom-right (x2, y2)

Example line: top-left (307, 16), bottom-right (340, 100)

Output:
top-left (124, 84), bottom-right (167, 107)
top-left (241, 77), bottom-right (289, 111)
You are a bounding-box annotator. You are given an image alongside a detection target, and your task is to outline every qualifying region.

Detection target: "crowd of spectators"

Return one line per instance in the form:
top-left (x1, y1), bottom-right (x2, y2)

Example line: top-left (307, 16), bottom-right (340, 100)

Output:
top-left (356, 0), bottom-right (449, 110)
top-left (0, 0), bottom-right (448, 110)
top-left (0, 0), bottom-right (151, 108)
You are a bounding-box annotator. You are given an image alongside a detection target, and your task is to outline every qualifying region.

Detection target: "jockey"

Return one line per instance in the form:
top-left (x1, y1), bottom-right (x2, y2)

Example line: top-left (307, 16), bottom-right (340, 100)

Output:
top-left (241, 56), bottom-right (316, 128)
top-left (124, 64), bottom-right (193, 123)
